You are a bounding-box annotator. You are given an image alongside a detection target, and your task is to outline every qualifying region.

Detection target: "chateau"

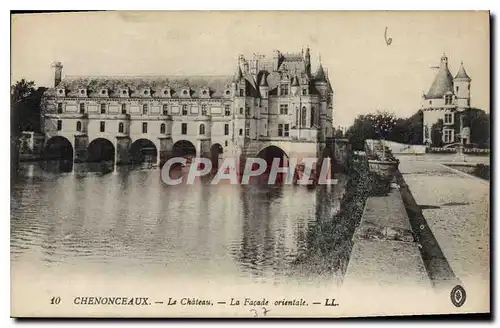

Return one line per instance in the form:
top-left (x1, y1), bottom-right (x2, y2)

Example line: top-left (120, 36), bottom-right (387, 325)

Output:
top-left (42, 48), bottom-right (335, 167)
top-left (421, 54), bottom-right (472, 145)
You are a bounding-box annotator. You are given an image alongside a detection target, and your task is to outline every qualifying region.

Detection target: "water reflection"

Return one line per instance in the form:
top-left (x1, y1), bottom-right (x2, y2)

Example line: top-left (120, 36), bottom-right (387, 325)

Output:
top-left (11, 162), bottom-right (346, 284)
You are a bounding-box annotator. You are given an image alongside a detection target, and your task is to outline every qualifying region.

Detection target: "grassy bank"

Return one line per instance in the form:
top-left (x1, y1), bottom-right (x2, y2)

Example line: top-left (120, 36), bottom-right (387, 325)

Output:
top-left (292, 154), bottom-right (390, 283)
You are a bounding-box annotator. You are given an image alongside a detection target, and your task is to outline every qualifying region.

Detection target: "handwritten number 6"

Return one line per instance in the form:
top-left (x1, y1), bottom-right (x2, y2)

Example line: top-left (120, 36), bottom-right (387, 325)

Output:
top-left (385, 27), bottom-right (392, 46)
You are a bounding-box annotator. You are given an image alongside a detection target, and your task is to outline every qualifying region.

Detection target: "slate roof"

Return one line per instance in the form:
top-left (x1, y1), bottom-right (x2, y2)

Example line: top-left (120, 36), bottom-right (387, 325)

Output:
top-left (425, 65), bottom-right (454, 99)
top-left (454, 62), bottom-right (471, 81)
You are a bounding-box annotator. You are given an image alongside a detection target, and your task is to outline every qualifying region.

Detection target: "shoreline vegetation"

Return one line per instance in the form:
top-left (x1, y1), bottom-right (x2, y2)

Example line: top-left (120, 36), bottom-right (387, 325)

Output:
top-left (291, 154), bottom-right (390, 284)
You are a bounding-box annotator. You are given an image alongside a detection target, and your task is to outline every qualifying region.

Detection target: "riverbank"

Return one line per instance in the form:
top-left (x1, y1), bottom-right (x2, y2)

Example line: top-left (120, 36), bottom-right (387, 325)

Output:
top-left (292, 154), bottom-right (389, 283)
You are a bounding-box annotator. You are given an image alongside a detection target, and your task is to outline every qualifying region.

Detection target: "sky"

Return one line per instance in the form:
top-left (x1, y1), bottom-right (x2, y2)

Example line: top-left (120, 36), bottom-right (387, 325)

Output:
top-left (11, 11), bottom-right (490, 127)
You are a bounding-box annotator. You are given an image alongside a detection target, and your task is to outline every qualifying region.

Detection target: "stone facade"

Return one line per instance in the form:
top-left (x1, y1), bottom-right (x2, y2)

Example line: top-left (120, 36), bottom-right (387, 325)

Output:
top-left (421, 54), bottom-right (472, 145)
top-left (41, 48), bottom-right (335, 166)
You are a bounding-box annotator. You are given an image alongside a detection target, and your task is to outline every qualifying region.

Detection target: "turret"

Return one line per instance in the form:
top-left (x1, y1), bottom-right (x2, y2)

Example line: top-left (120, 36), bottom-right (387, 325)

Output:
top-left (51, 61), bottom-right (63, 87)
top-left (304, 47), bottom-right (311, 75)
top-left (453, 61), bottom-right (472, 108)
top-left (258, 73), bottom-right (269, 99)
top-left (291, 74), bottom-right (300, 96)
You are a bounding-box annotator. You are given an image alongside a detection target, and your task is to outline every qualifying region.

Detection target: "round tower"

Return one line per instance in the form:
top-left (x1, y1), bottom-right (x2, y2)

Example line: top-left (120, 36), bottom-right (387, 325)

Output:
top-left (453, 61), bottom-right (472, 109)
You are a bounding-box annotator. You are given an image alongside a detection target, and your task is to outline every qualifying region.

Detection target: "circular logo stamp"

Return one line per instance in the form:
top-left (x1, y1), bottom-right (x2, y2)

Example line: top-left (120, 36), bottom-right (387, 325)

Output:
top-left (450, 285), bottom-right (466, 307)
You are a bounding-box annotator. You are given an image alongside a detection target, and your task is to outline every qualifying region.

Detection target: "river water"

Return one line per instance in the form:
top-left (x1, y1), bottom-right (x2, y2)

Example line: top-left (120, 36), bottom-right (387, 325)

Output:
top-left (11, 162), bottom-right (346, 288)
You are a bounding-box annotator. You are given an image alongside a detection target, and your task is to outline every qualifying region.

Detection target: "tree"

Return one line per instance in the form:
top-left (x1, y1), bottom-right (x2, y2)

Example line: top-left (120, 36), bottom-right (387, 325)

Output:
top-left (11, 79), bottom-right (46, 134)
top-left (388, 110), bottom-right (423, 145)
top-left (467, 108), bottom-right (490, 148)
top-left (345, 111), bottom-right (397, 150)
top-left (430, 119), bottom-right (444, 147)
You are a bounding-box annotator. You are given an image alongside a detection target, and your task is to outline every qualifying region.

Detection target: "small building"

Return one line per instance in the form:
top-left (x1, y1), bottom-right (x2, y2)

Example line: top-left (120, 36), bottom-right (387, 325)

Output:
top-left (421, 54), bottom-right (472, 146)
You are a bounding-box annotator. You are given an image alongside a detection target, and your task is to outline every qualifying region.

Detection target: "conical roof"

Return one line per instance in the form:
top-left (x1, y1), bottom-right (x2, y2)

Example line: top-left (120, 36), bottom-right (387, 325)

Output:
top-left (454, 62), bottom-right (471, 81)
top-left (426, 56), bottom-right (454, 99)
top-left (315, 64), bottom-right (327, 82)
top-left (258, 73), bottom-right (268, 87)
top-left (234, 65), bottom-right (243, 82)
top-left (292, 75), bottom-right (300, 86)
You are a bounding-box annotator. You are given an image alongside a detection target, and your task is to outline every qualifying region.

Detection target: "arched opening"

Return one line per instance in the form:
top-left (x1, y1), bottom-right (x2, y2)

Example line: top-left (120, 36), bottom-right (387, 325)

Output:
top-left (129, 139), bottom-right (158, 164)
top-left (199, 124), bottom-right (205, 135)
top-left (87, 138), bottom-right (115, 163)
top-left (172, 140), bottom-right (196, 159)
top-left (310, 107), bottom-right (316, 127)
top-left (76, 121), bottom-right (82, 132)
top-left (210, 143), bottom-right (223, 171)
top-left (42, 136), bottom-right (74, 172)
top-left (44, 136), bottom-right (73, 161)
top-left (256, 146), bottom-right (289, 184)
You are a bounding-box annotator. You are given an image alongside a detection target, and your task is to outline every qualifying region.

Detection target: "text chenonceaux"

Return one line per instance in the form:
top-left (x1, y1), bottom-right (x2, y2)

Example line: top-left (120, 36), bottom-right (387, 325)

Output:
top-left (160, 156), bottom-right (338, 185)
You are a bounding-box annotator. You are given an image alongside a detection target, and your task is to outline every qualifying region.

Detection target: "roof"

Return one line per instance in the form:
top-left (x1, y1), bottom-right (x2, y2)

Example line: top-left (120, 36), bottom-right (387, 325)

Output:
top-left (314, 64), bottom-right (327, 82)
top-left (258, 73), bottom-right (268, 87)
top-left (44, 75), bottom-right (236, 98)
top-left (426, 65), bottom-right (454, 99)
top-left (454, 62), bottom-right (471, 81)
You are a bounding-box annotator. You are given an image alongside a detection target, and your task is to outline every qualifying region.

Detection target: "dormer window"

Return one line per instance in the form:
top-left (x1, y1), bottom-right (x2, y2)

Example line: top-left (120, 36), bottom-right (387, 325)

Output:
top-left (302, 89), bottom-right (307, 96)
top-left (79, 89), bottom-right (87, 96)
top-left (57, 88), bottom-right (65, 96)
top-left (445, 94), bottom-right (453, 105)
top-left (100, 89), bottom-right (108, 97)
top-left (226, 90), bottom-right (231, 96)
top-left (279, 84), bottom-right (289, 96)
top-left (162, 88), bottom-right (171, 97)
top-left (143, 89), bottom-right (150, 96)
top-left (183, 90), bottom-right (188, 95)
top-left (200, 88), bottom-right (210, 98)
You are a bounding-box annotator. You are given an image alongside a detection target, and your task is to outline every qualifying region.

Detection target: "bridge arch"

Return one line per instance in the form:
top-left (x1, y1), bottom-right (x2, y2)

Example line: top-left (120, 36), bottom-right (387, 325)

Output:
top-left (210, 143), bottom-right (224, 169)
top-left (257, 145), bottom-right (289, 171)
top-left (172, 140), bottom-right (197, 158)
top-left (88, 138), bottom-right (115, 163)
top-left (44, 136), bottom-right (74, 161)
top-left (129, 138), bottom-right (158, 164)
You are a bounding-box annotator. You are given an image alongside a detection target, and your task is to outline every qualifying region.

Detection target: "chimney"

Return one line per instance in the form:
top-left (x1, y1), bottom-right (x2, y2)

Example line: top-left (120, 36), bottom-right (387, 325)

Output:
top-left (51, 61), bottom-right (63, 87)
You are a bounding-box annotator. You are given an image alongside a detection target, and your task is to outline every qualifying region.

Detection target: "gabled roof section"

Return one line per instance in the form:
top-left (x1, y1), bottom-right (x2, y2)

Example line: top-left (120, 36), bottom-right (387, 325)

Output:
top-left (314, 64), bottom-right (327, 83)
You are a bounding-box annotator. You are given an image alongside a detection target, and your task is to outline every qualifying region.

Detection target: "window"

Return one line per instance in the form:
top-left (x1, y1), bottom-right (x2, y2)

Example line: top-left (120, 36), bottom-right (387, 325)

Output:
top-left (57, 103), bottom-right (63, 113)
top-left (100, 121), bottom-right (105, 132)
top-left (468, 85), bottom-right (470, 91)
top-left (239, 128), bottom-right (243, 136)
top-left (181, 123), bottom-right (187, 135)
top-left (310, 107), bottom-right (316, 127)
top-left (163, 89), bottom-right (169, 96)
top-left (183, 90), bottom-right (188, 95)
top-left (162, 104), bottom-right (168, 116)
top-left (239, 89), bottom-right (244, 97)
top-left (118, 122), bottom-right (124, 133)
top-left (280, 84), bottom-right (289, 96)
top-left (445, 95), bottom-right (453, 105)
top-left (225, 140), bottom-right (228, 147)
top-left (456, 86), bottom-right (459, 92)
top-left (199, 124), bottom-right (205, 135)
top-left (245, 107), bottom-right (250, 116)
top-left (80, 89), bottom-right (85, 95)
top-left (444, 113), bottom-right (453, 124)
top-left (142, 122), bottom-right (148, 134)
top-left (245, 128), bottom-right (250, 137)
top-left (121, 103), bottom-right (127, 114)
top-left (57, 120), bottom-right (62, 131)
top-left (284, 124), bottom-right (290, 137)
top-left (79, 103), bottom-right (85, 114)
top-left (160, 123), bottom-right (166, 134)
top-left (76, 121), bottom-right (82, 132)
top-left (278, 124), bottom-right (283, 137)
top-left (280, 104), bottom-right (288, 115)
top-left (224, 124), bottom-right (229, 136)
top-left (301, 107), bottom-right (307, 126)
top-left (444, 129), bottom-right (453, 143)
top-left (182, 105), bottom-right (188, 115)
top-left (122, 90), bottom-right (128, 95)
top-left (226, 90), bottom-right (230, 96)
top-left (224, 105), bottom-right (231, 116)
top-left (302, 89), bottom-right (307, 96)
top-left (429, 100), bottom-right (432, 106)
top-left (142, 104), bottom-right (148, 115)
top-left (143, 89), bottom-right (149, 95)
top-left (467, 99), bottom-right (470, 106)
top-left (100, 103), bottom-right (106, 114)
top-left (201, 104), bottom-right (207, 116)
top-left (101, 89), bottom-right (107, 95)
top-left (239, 107), bottom-right (243, 115)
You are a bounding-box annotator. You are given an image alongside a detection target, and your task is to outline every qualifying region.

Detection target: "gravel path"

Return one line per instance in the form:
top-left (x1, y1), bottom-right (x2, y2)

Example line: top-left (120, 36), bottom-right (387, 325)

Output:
top-left (398, 158), bottom-right (490, 300)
